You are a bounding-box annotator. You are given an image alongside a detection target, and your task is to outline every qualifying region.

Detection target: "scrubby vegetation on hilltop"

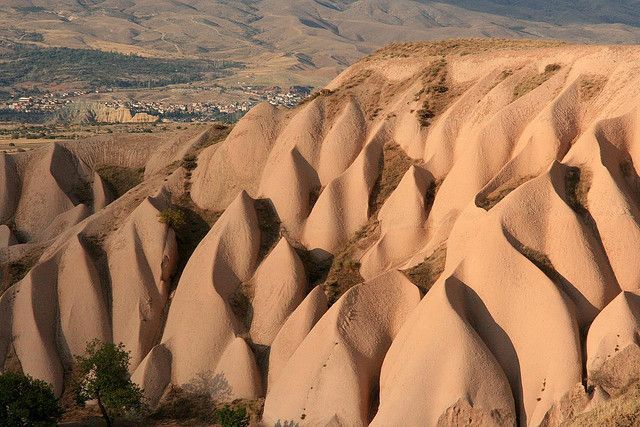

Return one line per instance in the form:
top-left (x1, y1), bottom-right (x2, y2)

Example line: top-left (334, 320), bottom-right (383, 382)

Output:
top-left (0, 45), bottom-right (243, 89)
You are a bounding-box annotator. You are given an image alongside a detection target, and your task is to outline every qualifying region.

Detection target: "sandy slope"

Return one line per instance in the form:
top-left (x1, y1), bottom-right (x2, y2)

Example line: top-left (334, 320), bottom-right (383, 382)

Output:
top-left (4, 40), bottom-right (640, 425)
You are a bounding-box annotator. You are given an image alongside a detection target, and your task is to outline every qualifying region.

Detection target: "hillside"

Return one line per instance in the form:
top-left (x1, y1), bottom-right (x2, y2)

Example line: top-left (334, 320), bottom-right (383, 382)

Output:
top-left (4, 40), bottom-right (640, 425)
top-left (1, 1), bottom-right (640, 88)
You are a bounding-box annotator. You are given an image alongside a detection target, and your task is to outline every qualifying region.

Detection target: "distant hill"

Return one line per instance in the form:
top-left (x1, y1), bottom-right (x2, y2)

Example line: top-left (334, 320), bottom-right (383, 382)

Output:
top-left (1, 0), bottom-right (640, 87)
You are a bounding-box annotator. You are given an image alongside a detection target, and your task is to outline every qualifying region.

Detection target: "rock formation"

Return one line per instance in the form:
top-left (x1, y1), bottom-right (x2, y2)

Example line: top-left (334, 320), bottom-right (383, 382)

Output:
top-left (3, 40), bottom-right (640, 425)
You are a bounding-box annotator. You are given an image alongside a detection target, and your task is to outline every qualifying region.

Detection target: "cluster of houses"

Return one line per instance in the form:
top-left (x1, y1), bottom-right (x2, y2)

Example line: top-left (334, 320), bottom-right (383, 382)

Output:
top-left (1, 85), bottom-right (313, 122)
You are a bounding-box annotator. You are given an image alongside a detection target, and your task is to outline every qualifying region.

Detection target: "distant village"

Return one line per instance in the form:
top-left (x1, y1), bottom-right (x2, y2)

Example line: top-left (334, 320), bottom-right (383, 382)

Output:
top-left (0, 85), bottom-right (313, 123)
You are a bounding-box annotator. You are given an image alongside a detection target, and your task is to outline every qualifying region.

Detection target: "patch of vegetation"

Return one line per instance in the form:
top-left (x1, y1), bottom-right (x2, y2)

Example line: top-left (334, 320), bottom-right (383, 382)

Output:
top-left (255, 199), bottom-right (282, 262)
top-left (230, 281), bottom-right (253, 333)
top-left (309, 185), bottom-right (323, 211)
top-left (2, 343), bottom-right (23, 374)
top-left (78, 234), bottom-right (112, 318)
top-left (513, 63), bottom-right (562, 100)
top-left (579, 75), bottom-right (607, 101)
top-left (96, 165), bottom-right (144, 199)
top-left (403, 245), bottom-right (447, 294)
top-left (289, 243), bottom-right (333, 289)
top-left (321, 142), bottom-right (422, 303)
top-left (415, 58), bottom-right (449, 127)
top-left (369, 142), bottom-right (417, 213)
top-left (367, 39), bottom-right (566, 61)
top-left (476, 175), bottom-right (535, 211)
top-left (181, 154), bottom-right (197, 171)
top-left (215, 404), bottom-right (250, 427)
top-left (0, 110), bottom-right (54, 124)
top-left (153, 384), bottom-right (215, 422)
top-left (563, 382), bottom-right (640, 426)
top-left (565, 166), bottom-right (591, 214)
top-left (194, 123), bottom-right (232, 150)
top-left (72, 340), bottom-right (144, 427)
top-left (518, 244), bottom-right (562, 284)
top-left (70, 180), bottom-right (93, 207)
top-left (158, 208), bottom-right (187, 231)
top-left (228, 199), bottom-right (282, 327)
top-left (323, 220), bottom-right (379, 305)
top-left (0, 371), bottom-right (62, 426)
top-left (153, 385), bottom-right (261, 426)
top-left (0, 44), bottom-right (243, 89)
top-left (1, 246), bottom-right (44, 294)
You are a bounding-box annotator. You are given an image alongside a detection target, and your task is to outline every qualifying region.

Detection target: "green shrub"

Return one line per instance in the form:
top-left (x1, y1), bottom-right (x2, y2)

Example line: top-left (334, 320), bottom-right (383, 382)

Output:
top-left (513, 63), bottom-right (562, 100)
top-left (215, 404), bottom-right (249, 427)
top-left (72, 340), bottom-right (144, 427)
top-left (0, 371), bottom-right (62, 426)
top-left (158, 208), bottom-right (187, 230)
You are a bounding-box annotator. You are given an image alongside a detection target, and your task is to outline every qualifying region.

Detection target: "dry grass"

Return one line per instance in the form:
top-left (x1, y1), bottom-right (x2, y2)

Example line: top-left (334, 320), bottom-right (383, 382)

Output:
top-left (96, 165), bottom-right (145, 199)
top-left (319, 141), bottom-right (422, 302)
top-left (415, 58), bottom-right (450, 127)
top-left (152, 384), bottom-right (263, 426)
top-left (367, 39), bottom-right (566, 62)
top-left (579, 75), bottom-right (608, 101)
top-left (517, 244), bottom-right (561, 284)
top-left (476, 175), bottom-right (535, 211)
top-left (402, 244), bottom-right (447, 294)
top-left (564, 383), bottom-right (640, 427)
top-left (513, 63), bottom-right (562, 100)
top-left (323, 219), bottom-right (380, 305)
top-left (369, 142), bottom-right (418, 213)
top-left (0, 246), bottom-right (44, 294)
top-left (565, 166), bottom-right (591, 214)
top-left (254, 199), bottom-right (282, 263)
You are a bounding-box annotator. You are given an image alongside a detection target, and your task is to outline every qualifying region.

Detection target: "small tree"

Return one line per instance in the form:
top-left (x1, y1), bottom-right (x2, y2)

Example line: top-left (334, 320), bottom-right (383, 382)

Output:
top-left (0, 371), bottom-right (62, 426)
top-left (72, 340), bottom-right (144, 427)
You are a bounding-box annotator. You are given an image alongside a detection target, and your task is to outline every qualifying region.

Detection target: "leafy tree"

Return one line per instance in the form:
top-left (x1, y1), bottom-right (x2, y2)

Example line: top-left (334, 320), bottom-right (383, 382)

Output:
top-left (72, 340), bottom-right (143, 427)
top-left (0, 371), bottom-right (62, 426)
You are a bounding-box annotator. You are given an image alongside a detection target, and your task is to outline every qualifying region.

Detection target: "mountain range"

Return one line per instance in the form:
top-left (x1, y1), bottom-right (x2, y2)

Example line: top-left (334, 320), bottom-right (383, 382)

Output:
top-left (2, 0), bottom-right (640, 86)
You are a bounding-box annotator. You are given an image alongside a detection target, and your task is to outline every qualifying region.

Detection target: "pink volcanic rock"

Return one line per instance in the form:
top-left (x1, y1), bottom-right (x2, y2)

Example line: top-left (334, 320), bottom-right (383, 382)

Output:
top-left (136, 191), bottom-right (262, 404)
top-left (191, 103), bottom-right (282, 211)
top-left (9, 43), bottom-right (640, 425)
top-left (360, 164), bottom-right (432, 279)
top-left (267, 285), bottom-right (328, 389)
top-left (318, 99), bottom-right (366, 185)
top-left (263, 271), bottom-right (419, 426)
top-left (259, 147), bottom-right (317, 236)
top-left (371, 276), bottom-right (516, 426)
top-left (38, 204), bottom-right (90, 243)
top-left (303, 133), bottom-right (383, 254)
top-left (0, 224), bottom-right (16, 248)
top-left (249, 238), bottom-right (308, 346)
top-left (586, 292), bottom-right (640, 392)
top-left (0, 259), bottom-right (64, 395)
top-left (57, 234), bottom-right (111, 357)
top-left (107, 196), bottom-right (178, 369)
top-left (13, 144), bottom-right (92, 240)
